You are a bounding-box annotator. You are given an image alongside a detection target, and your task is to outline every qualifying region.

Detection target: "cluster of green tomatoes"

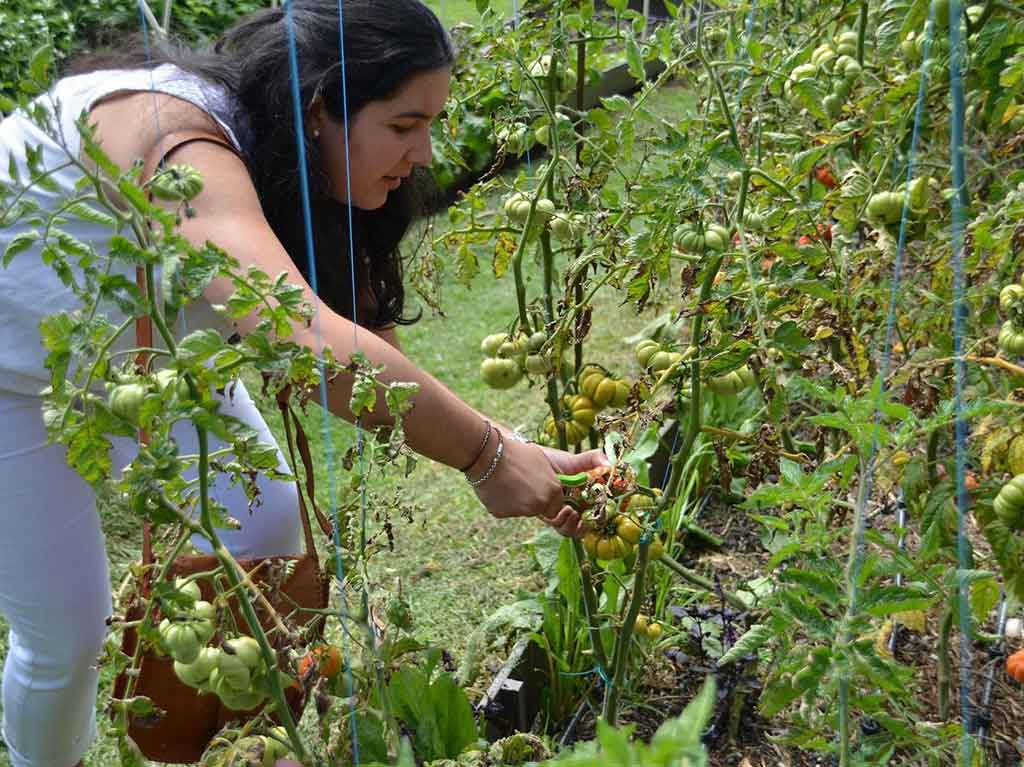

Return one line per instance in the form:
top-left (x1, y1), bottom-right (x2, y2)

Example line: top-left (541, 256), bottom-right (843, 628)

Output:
top-left (993, 474), bottom-right (1024, 532)
top-left (866, 176), bottom-right (931, 226)
top-left (503, 191), bottom-right (583, 241)
top-left (673, 221), bottom-right (731, 256)
top-left (479, 330), bottom-right (552, 390)
top-left (161, 578), bottom-right (278, 713)
top-left (107, 368), bottom-right (193, 426)
top-left (566, 466), bottom-right (669, 566)
top-left (792, 30), bottom-right (863, 119)
top-left (999, 283), bottom-right (1024, 357)
top-left (635, 339), bottom-right (757, 397)
top-left (542, 364), bottom-right (633, 445)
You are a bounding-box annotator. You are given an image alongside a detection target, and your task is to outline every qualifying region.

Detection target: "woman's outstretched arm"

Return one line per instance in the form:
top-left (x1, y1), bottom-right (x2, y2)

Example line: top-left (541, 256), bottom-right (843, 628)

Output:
top-left (149, 137), bottom-right (605, 526)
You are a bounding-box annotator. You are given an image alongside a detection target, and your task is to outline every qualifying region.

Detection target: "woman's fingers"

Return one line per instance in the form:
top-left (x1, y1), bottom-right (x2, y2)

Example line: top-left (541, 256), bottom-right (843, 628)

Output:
top-left (541, 505), bottom-right (585, 538)
top-left (540, 446), bottom-right (609, 475)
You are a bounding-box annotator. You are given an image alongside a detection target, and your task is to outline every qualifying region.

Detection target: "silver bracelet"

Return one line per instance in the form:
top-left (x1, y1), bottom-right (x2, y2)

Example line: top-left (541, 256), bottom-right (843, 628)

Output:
top-left (459, 420), bottom-right (492, 472)
top-left (466, 429), bottom-right (504, 487)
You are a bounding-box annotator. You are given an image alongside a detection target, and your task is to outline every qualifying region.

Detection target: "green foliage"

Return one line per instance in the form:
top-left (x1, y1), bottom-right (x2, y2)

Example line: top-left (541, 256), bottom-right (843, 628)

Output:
top-left (542, 678), bottom-right (715, 766)
top-left (0, 0), bottom-right (270, 105)
top-left (387, 666), bottom-right (479, 762)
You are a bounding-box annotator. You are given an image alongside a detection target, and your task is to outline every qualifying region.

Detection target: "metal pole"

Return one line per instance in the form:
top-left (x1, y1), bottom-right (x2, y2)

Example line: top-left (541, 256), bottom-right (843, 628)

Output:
top-left (976, 597), bottom-right (1008, 741)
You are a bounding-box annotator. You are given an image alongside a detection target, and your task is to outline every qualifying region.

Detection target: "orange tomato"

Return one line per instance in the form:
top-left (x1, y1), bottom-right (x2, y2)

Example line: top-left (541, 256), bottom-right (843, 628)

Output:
top-left (814, 165), bottom-right (838, 189)
top-left (299, 644), bottom-right (343, 680)
top-left (1007, 649), bottom-right (1024, 682)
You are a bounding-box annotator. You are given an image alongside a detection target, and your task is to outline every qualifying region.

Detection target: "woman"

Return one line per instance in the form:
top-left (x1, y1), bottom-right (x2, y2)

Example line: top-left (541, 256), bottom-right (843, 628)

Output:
top-left (0, 2), bottom-right (603, 765)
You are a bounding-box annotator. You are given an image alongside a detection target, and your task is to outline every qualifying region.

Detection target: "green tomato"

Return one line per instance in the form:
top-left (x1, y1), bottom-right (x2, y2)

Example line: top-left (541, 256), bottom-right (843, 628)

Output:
top-left (999, 321), bottom-right (1024, 356)
top-left (811, 44), bottom-right (837, 70)
top-left (906, 176), bottom-right (931, 211)
top-left (534, 198), bottom-right (556, 223)
top-left (823, 93), bottom-right (843, 119)
top-left (159, 619), bottom-right (202, 664)
top-left (704, 225), bottom-right (731, 252)
top-left (527, 331), bottom-right (547, 352)
top-left (108, 382), bottom-right (148, 424)
top-left (525, 353), bottom-right (551, 375)
top-left (866, 191), bottom-right (904, 224)
top-left (743, 210), bottom-right (765, 230)
top-left (174, 577), bottom-right (202, 604)
top-left (224, 636), bottom-right (263, 669)
top-left (149, 163), bottom-right (203, 201)
top-left (210, 671), bottom-right (265, 711)
top-left (155, 369), bottom-right (191, 400)
top-left (549, 213), bottom-right (575, 240)
top-left (999, 285), bottom-right (1024, 314)
top-left (480, 357), bottom-right (522, 389)
top-left (213, 651), bottom-right (252, 690)
top-left (901, 32), bottom-right (919, 60)
top-left (480, 333), bottom-right (509, 357)
top-left (635, 340), bottom-right (662, 368)
top-left (707, 366), bottom-right (755, 396)
top-left (173, 646), bottom-right (220, 688)
top-left (648, 350), bottom-right (679, 372)
top-left (610, 379), bottom-right (631, 408)
top-left (735, 365), bottom-right (756, 390)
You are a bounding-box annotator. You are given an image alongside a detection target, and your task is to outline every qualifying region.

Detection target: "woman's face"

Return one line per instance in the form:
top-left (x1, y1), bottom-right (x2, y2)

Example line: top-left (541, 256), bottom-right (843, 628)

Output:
top-left (312, 67), bottom-right (450, 210)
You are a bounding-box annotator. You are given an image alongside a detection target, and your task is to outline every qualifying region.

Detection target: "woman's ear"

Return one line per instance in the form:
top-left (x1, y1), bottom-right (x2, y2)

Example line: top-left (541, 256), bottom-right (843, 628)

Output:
top-left (307, 99), bottom-right (325, 140)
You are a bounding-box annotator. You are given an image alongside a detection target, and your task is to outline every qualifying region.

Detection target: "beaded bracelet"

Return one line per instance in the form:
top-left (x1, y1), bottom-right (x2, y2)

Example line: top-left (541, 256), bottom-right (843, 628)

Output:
top-left (459, 420), bottom-right (492, 473)
top-left (466, 428), bottom-right (504, 488)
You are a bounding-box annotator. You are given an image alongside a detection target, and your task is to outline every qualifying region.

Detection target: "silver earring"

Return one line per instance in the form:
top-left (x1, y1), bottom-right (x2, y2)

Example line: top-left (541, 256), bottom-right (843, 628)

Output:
top-left (313, 129), bottom-right (320, 139)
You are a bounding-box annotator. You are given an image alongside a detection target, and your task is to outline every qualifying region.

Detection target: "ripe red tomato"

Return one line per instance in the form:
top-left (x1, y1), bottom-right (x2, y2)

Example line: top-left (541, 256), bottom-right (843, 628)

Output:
top-left (814, 165), bottom-right (838, 189)
top-left (816, 223), bottom-right (832, 246)
top-left (299, 645), bottom-right (343, 679)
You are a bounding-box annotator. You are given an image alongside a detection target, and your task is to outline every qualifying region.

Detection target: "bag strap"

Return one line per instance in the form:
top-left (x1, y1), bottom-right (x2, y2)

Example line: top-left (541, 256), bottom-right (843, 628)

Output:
top-left (136, 129), bottom-right (325, 573)
top-left (276, 389), bottom-right (333, 545)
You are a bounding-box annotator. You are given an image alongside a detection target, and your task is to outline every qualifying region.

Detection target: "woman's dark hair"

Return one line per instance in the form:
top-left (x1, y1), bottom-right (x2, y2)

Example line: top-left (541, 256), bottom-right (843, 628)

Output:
top-left (70, 0), bottom-right (454, 327)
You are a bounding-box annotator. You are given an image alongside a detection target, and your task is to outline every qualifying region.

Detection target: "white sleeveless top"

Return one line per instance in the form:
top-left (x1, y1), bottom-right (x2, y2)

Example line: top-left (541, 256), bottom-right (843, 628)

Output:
top-left (0, 65), bottom-right (246, 396)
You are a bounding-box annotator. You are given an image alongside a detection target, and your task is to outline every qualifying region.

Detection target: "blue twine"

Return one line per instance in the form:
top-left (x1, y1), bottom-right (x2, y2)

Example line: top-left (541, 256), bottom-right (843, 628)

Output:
top-left (834, 5), bottom-right (935, 760)
top-left (847, 0), bottom-right (936, 618)
top-left (733, 0), bottom-right (758, 113)
top-left (136, 1), bottom-right (162, 140)
top-left (947, 0), bottom-right (975, 759)
top-left (559, 665), bottom-right (601, 677)
top-left (284, 3), bottom-right (362, 762)
top-left (558, 664), bottom-right (613, 688)
top-left (511, 0), bottom-right (533, 172)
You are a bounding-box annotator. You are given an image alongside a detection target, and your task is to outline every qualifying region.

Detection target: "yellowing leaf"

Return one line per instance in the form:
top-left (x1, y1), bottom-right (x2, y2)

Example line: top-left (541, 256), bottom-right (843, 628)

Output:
top-left (873, 619), bottom-right (894, 659)
top-left (893, 610), bottom-right (927, 633)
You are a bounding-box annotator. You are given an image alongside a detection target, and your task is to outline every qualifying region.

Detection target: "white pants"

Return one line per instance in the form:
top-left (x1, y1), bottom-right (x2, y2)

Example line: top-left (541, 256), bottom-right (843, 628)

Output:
top-left (0, 380), bottom-right (302, 767)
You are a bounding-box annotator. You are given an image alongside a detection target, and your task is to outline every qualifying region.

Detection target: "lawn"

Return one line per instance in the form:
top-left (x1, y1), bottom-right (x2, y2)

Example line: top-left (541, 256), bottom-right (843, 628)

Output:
top-left (0, 77), bottom-right (695, 766)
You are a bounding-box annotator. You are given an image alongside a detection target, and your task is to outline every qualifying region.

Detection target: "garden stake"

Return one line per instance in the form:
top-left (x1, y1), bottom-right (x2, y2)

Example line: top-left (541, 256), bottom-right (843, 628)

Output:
top-left (887, 492), bottom-right (908, 656)
top-left (949, 0), bottom-right (978, 756)
top-left (975, 596), bottom-right (1008, 742)
top-left (833, 0), bottom-right (939, 759)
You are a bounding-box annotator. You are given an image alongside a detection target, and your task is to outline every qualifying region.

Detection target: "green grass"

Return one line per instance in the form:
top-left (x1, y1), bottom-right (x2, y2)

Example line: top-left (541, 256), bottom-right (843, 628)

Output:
top-left (424, 0), bottom-right (520, 26)
top-left (0, 80), bottom-right (695, 766)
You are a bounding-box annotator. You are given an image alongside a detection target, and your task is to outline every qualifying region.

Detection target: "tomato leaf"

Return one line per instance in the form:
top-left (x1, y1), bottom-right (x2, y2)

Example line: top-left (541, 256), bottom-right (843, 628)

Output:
top-left (625, 36), bottom-right (645, 83)
top-left (177, 329), bottom-right (224, 366)
top-left (771, 321), bottom-right (811, 352)
top-left (2, 230), bottom-right (37, 266)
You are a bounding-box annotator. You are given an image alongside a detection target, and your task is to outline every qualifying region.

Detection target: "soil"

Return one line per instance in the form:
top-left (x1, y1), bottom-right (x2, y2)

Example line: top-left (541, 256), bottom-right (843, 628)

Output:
top-left (534, 486), bottom-right (1024, 766)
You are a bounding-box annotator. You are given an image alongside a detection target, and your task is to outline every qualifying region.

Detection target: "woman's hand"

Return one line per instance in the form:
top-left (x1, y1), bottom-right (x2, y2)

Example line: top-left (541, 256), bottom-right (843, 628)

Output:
top-left (468, 434), bottom-right (608, 538)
